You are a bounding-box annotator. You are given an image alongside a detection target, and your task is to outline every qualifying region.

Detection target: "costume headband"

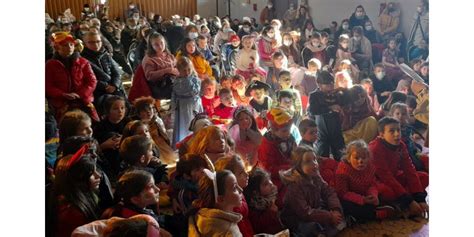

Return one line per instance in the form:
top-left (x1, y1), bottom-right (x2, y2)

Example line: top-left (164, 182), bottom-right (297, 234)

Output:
top-left (66, 144), bottom-right (89, 169)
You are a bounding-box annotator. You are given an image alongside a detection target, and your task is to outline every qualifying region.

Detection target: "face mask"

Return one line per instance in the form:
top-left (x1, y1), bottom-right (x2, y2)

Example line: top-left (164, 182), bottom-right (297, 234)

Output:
top-left (417, 6), bottom-right (423, 13)
top-left (129, 5), bottom-right (135, 9)
top-left (243, 27), bottom-right (250, 32)
top-left (84, 7), bottom-right (89, 11)
top-left (176, 23), bottom-right (183, 27)
top-left (375, 72), bottom-right (385, 80)
top-left (356, 12), bottom-right (364, 18)
top-left (342, 24), bottom-right (349, 30)
top-left (215, 22), bottom-right (222, 28)
top-left (365, 25), bottom-right (372, 31)
top-left (312, 41), bottom-right (320, 47)
top-left (344, 68), bottom-right (352, 74)
top-left (283, 40), bottom-right (292, 46)
top-left (267, 32), bottom-right (275, 38)
top-left (189, 32), bottom-right (198, 39)
top-left (128, 25), bottom-right (137, 30)
top-left (268, 4), bottom-right (273, 9)
top-left (354, 36), bottom-right (361, 41)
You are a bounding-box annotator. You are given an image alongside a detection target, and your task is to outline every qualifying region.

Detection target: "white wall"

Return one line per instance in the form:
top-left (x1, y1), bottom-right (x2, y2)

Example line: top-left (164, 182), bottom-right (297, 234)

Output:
top-left (197, 0), bottom-right (423, 39)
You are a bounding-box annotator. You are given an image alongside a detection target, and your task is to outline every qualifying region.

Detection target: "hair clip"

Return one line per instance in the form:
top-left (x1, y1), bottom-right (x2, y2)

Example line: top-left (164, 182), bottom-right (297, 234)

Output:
top-left (66, 143), bottom-right (89, 169)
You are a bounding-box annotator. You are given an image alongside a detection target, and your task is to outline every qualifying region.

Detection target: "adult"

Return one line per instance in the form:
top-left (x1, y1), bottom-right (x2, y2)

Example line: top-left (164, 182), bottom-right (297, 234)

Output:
top-left (120, 18), bottom-right (139, 56)
top-left (283, 3), bottom-right (298, 29)
top-left (46, 32), bottom-right (98, 122)
top-left (350, 26), bottom-right (373, 73)
top-left (259, 0), bottom-right (277, 25)
top-left (349, 5), bottom-right (371, 30)
top-left (378, 2), bottom-right (401, 40)
top-left (295, 6), bottom-right (311, 31)
top-left (142, 32), bottom-right (179, 99)
top-left (257, 25), bottom-right (278, 69)
top-left (409, 0), bottom-right (429, 48)
top-left (81, 31), bottom-right (127, 114)
top-left (162, 20), bottom-right (186, 55)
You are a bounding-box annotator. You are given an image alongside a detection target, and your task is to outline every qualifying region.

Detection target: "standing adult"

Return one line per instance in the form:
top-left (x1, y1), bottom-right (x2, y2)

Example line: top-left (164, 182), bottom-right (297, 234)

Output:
top-left (349, 5), bottom-right (371, 30)
top-left (46, 32), bottom-right (98, 121)
top-left (259, 0), bottom-right (277, 25)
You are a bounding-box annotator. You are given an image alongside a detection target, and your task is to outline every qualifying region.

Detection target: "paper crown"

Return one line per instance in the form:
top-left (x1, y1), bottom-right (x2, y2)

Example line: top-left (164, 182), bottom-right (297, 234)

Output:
top-left (66, 143), bottom-right (89, 169)
top-left (229, 34), bottom-right (240, 42)
top-left (51, 32), bottom-right (75, 45)
top-left (267, 107), bottom-right (293, 128)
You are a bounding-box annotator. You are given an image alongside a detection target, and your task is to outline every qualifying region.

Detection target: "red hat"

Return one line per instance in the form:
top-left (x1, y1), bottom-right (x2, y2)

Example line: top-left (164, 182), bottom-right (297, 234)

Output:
top-left (51, 31), bottom-right (76, 45)
top-left (229, 34), bottom-right (240, 42)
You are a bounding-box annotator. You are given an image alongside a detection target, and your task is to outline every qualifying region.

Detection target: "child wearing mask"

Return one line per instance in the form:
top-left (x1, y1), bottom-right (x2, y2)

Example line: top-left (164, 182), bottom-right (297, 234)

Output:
top-left (280, 146), bottom-right (345, 236)
top-left (369, 63), bottom-right (394, 104)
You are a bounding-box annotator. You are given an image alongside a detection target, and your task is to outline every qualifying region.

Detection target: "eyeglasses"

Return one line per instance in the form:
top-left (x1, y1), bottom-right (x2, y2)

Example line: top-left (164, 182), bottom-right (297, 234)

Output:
top-left (86, 40), bottom-right (102, 44)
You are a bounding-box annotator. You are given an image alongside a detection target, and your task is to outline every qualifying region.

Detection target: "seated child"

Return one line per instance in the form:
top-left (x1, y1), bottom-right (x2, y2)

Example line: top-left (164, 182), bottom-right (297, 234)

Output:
top-left (299, 58), bottom-right (321, 97)
top-left (220, 75), bottom-right (233, 90)
top-left (188, 170), bottom-right (244, 236)
top-left (244, 167), bottom-right (285, 235)
top-left (360, 78), bottom-right (381, 114)
top-left (277, 90), bottom-right (302, 144)
top-left (201, 78), bottom-right (220, 117)
top-left (335, 140), bottom-right (397, 223)
top-left (258, 107), bottom-right (297, 202)
top-left (307, 71), bottom-right (350, 160)
top-left (215, 155), bottom-right (254, 237)
top-left (245, 80), bottom-right (272, 131)
top-left (389, 103), bottom-right (426, 171)
top-left (231, 75), bottom-right (251, 106)
top-left (212, 88), bottom-right (236, 125)
top-left (369, 117), bottom-right (429, 217)
top-left (277, 70), bottom-right (303, 119)
top-left (280, 146), bottom-right (344, 236)
top-left (119, 135), bottom-right (168, 189)
top-left (368, 63), bottom-right (394, 104)
top-left (229, 106), bottom-right (262, 166)
top-left (176, 113), bottom-right (212, 156)
top-left (379, 91), bottom-right (407, 117)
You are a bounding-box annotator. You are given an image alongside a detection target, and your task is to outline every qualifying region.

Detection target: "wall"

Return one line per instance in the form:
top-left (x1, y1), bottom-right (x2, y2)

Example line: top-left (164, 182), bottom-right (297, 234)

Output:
top-left (46, 0), bottom-right (99, 20)
top-left (196, 0), bottom-right (422, 40)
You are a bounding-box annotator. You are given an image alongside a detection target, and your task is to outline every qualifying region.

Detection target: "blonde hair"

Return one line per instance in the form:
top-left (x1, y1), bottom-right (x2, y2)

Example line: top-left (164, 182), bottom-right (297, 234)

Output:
top-left (187, 125), bottom-right (223, 155)
top-left (343, 139), bottom-right (370, 162)
top-left (389, 102), bottom-right (408, 116)
top-left (214, 154), bottom-right (244, 173)
top-left (176, 56), bottom-right (197, 76)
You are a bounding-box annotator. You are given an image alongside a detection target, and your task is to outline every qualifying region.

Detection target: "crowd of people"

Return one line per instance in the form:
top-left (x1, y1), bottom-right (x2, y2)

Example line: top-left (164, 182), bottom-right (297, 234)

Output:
top-left (45, 0), bottom-right (429, 236)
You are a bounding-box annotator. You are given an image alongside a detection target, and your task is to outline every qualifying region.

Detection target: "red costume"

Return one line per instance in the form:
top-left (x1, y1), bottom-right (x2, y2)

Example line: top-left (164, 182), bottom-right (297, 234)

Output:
top-left (335, 161), bottom-right (378, 205)
top-left (201, 95), bottom-right (220, 117)
top-left (233, 198), bottom-right (254, 237)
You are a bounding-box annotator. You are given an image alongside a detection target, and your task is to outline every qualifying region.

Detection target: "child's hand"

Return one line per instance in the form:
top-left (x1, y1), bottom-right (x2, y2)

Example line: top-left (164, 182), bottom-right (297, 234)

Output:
top-left (330, 210), bottom-right (343, 225)
top-left (408, 200), bottom-right (423, 216)
top-left (364, 195), bottom-right (379, 205)
top-left (101, 135), bottom-right (121, 150)
top-left (270, 200), bottom-right (279, 213)
top-left (63, 92), bottom-right (80, 100)
top-left (381, 91), bottom-right (391, 97)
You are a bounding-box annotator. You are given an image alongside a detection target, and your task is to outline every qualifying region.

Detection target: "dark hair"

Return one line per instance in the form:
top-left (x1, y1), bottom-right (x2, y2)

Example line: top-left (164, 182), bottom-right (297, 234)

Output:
top-left (261, 25), bottom-right (274, 37)
top-left (115, 170), bottom-right (153, 204)
top-left (218, 88), bottom-right (232, 97)
top-left (352, 26), bottom-right (364, 35)
top-left (192, 169), bottom-right (233, 209)
top-left (133, 96), bottom-right (156, 113)
top-left (59, 135), bottom-right (97, 158)
top-left (320, 31), bottom-right (329, 38)
top-left (278, 70), bottom-right (291, 79)
top-left (179, 37), bottom-right (202, 57)
top-left (298, 118), bottom-right (317, 135)
top-left (59, 110), bottom-right (91, 143)
top-left (197, 35), bottom-right (207, 41)
top-left (230, 106), bottom-right (258, 131)
top-left (373, 63), bottom-right (385, 70)
top-left (54, 154), bottom-right (99, 220)
top-left (120, 135), bottom-right (153, 165)
top-left (311, 31), bottom-right (321, 39)
top-left (382, 91), bottom-right (407, 111)
top-left (406, 95), bottom-right (417, 109)
top-left (214, 154), bottom-right (244, 173)
top-left (103, 95), bottom-right (126, 116)
top-left (122, 120), bottom-right (148, 139)
top-left (377, 116), bottom-right (400, 133)
top-left (409, 59), bottom-right (423, 69)
top-left (146, 32), bottom-right (170, 56)
top-left (271, 51), bottom-right (284, 61)
top-left (105, 218), bottom-right (148, 237)
top-left (317, 70), bottom-right (335, 85)
top-left (349, 85), bottom-right (367, 101)
top-left (277, 90), bottom-right (294, 102)
top-left (176, 153), bottom-right (209, 176)
top-left (243, 167), bottom-right (270, 203)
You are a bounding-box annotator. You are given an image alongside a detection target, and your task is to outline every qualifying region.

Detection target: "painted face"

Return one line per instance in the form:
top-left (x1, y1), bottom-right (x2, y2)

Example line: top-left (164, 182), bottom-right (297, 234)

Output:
top-left (108, 100), bottom-right (126, 123)
top-left (85, 34), bottom-right (102, 52)
top-left (259, 176), bottom-right (276, 197)
top-left (237, 112), bottom-right (252, 130)
top-left (303, 127), bottom-right (318, 143)
top-left (273, 124), bottom-right (292, 139)
top-left (301, 151), bottom-right (319, 177)
top-left (233, 159), bottom-right (249, 188)
top-left (186, 41), bottom-right (196, 54)
top-left (139, 104), bottom-right (155, 122)
top-left (207, 130), bottom-right (226, 153)
top-left (89, 166), bottom-right (101, 190)
top-left (349, 149), bottom-right (369, 171)
top-left (391, 108), bottom-right (408, 125)
top-left (381, 123), bottom-right (401, 145)
top-left (139, 177), bottom-right (160, 206)
top-left (220, 173), bottom-right (243, 208)
top-left (76, 119), bottom-right (93, 137)
top-left (151, 37), bottom-right (166, 53)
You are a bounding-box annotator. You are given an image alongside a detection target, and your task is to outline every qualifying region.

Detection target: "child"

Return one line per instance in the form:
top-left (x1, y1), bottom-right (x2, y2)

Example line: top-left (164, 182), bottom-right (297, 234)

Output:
top-left (336, 59), bottom-right (359, 84)
top-left (243, 167), bottom-right (285, 235)
top-left (201, 78), bottom-right (220, 117)
top-left (58, 110), bottom-right (94, 156)
top-left (231, 74), bottom-right (251, 106)
top-left (334, 34), bottom-right (360, 81)
top-left (246, 80), bottom-right (273, 114)
top-left (215, 155), bottom-right (254, 237)
top-left (299, 58), bottom-right (321, 97)
top-left (335, 140), bottom-right (397, 223)
top-left (258, 107), bottom-right (297, 199)
top-left (360, 78), bottom-right (381, 114)
top-left (121, 120), bottom-right (160, 158)
top-left (369, 63), bottom-right (394, 104)
top-left (101, 170), bottom-right (162, 224)
top-left (235, 35), bottom-right (267, 81)
top-left (220, 75), bottom-right (233, 90)
top-left (334, 70), bottom-right (353, 89)
top-left (380, 91), bottom-right (407, 117)
top-left (301, 32), bottom-right (327, 68)
top-left (133, 96), bottom-right (177, 165)
top-left (341, 85), bottom-right (378, 144)
top-left (382, 38), bottom-right (404, 83)
top-left (93, 95), bottom-right (131, 182)
top-left (166, 154), bottom-right (209, 237)
top-left (276, 90), bottom-right (302, 144)
top-left (228, 106), bottom-right (262, 166)
top-left (176, 113), bottom-right (212, 156)
top-left (307, 71), bottom-right (350, 160)
top-left (188, 169), bottom-right (244, 236)
top-left (389, 103), bottom-right (426, 171)
top-left (265, 52), bottom-right (288, 94)
top-left (298, 118), bottom-right (318, 148)
top-left (212, 88), bottom-right (236, 125)
top-left (277, 70), bottom-right (303, 119)
top-left (52, 146), bottom-right (101, 237)
top-left (280, 146), bottom-right (344, 236)
top-left (119, 135), bottom-right (168, 188)
top-left (172, 57), bottom-right (204, 148)
top-left (187, 125), bottom-right (230, 163)
top-left (369, 117), bottom-right (429, 217)
top-left (258, 25), bottom-right (278, 69)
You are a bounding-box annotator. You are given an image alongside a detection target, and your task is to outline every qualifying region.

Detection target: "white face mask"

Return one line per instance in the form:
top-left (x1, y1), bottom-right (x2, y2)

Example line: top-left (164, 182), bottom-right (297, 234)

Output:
top-left (283, 40), bottom-right (292, 46)
top-left (243, 27), bottom-right (250, 32)
top-left (267, 32), bottom-right (275, 38)
top-left (365, 25), bottom-right (372, 31)
top-left (84, 7), bottom-right (90, 11)
top-left (268, 4), bottom-right (273, 9)
top-left (224, 27), bottom-right (232, 33)
top-left (176, 23), bottom-right (183, 27)
top-left (342, 24), bottom-right (349, 30)
top-left (375, 71), bottom-right (385, 80)
top-left (189, 32), bottom-right (198, 39)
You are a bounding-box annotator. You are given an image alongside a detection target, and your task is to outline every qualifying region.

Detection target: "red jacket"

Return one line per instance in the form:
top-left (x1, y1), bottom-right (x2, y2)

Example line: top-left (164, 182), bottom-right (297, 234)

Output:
top-left (45, 55), bottom-right (97, 110)
top-left (335, 161), bottom-right (378, 205)
top-left (248, 206), bottom-right (284, 235)
top-left (128, 64), bottom-right (152, 103)
top-left (233, 198), bottom-right (254, 237)
top-left (55, 202), bottom-right (89, 237)
top-left (369, 137), bottom-right (424, 198)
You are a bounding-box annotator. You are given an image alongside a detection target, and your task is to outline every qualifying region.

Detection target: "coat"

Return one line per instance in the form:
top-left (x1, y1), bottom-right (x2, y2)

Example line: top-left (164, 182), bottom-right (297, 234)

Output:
top-left (279, 168), bottom-right (342, 231)
top-left (233, 198), bottom-right (255, 237)
top-left (188, 208), bottom-right (243, 237)
top-left (335, 161), bottom-right (378, 205)
top-left (176, 51), bottom-right (213, 79)
top-left (369, 137), bottom-right (424, 198)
